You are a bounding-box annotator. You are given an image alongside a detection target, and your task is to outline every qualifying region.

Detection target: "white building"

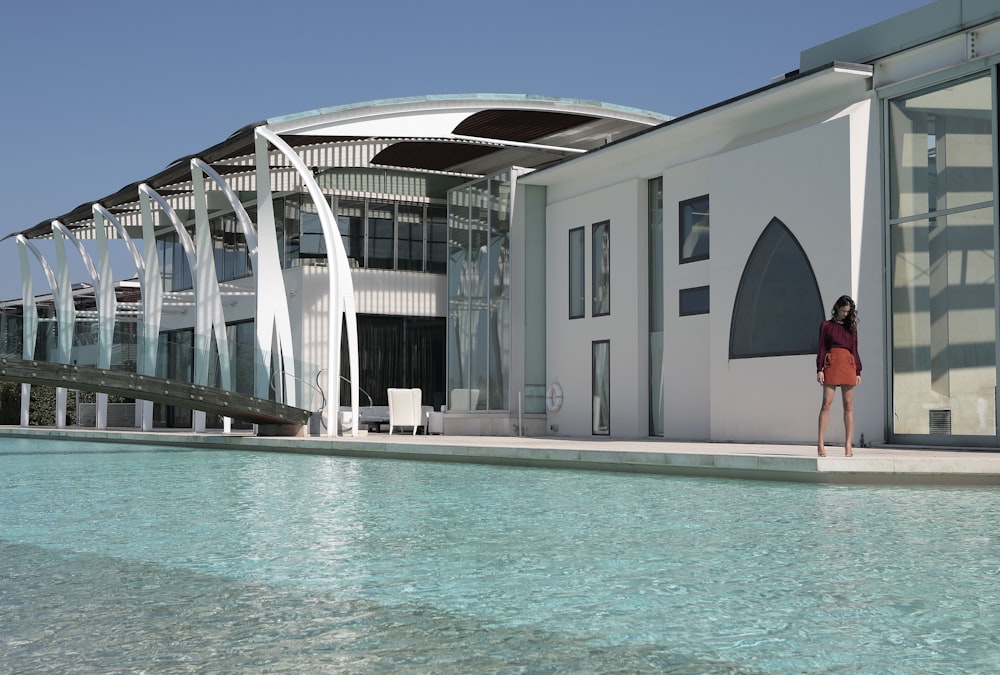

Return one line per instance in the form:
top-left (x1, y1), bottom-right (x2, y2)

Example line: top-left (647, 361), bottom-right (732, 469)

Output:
top-left (520, 0), bottom-right (1000, 448)
top-left (4, 0), bottom-right (1000, 449)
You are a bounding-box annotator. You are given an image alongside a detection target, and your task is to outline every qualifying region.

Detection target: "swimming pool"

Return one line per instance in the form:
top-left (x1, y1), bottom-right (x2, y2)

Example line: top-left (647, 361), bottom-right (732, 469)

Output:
top-left (2, 437), bottom-right (998, 673)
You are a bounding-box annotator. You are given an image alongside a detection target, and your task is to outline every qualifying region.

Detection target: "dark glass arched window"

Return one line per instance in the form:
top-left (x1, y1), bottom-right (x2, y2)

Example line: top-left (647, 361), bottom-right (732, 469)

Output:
top-left (730, 218), bottom-right (823, 358)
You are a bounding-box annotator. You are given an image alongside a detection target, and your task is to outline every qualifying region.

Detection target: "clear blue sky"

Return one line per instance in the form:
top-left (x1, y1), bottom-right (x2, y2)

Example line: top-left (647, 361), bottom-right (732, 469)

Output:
top-left (0, 0), bottom-right (929, 300)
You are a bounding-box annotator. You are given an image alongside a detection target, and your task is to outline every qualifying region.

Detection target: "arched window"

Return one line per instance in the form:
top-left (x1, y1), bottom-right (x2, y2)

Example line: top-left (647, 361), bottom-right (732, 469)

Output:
top-left (730, 218), bottom-right (823, 358)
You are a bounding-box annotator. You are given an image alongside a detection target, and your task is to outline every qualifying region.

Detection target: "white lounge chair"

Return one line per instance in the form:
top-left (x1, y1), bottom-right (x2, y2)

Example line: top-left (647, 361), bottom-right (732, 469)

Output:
top-left (387, 388), bottom-right (423, 435)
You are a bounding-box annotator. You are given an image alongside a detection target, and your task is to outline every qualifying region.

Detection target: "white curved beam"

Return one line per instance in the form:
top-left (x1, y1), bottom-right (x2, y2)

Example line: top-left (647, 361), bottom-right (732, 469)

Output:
top-left (140, 183), bottom-right (233, 400)
top-left (15, 237), bottom-right (39, 426)
top-left (191, 157), bottom-right (296, 406)
top-left (256, 126), bottom-right (359, 436)
top-left (53, 220), bottom-right (114, 429)
top-left (250, 138), bottom-right (300, 407)
top-left (93, 204), bottom-right (144, 273)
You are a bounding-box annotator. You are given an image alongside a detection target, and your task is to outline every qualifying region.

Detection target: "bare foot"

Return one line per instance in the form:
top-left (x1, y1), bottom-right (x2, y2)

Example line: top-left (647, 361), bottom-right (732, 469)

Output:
top-left (845, 447), bottom-right (853, 457)
top-left (817, 447), bottom-right (826, 457)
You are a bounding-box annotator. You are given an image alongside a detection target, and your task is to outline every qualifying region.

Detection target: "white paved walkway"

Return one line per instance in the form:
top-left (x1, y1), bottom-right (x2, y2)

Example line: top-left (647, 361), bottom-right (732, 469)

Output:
top-left (4, 426), bottom-right (1000, 485)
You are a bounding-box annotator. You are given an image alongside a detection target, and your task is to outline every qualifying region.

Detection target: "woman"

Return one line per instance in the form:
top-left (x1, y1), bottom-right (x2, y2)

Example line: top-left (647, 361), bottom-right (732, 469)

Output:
top-left (816, 295), bottom-right (861, 457)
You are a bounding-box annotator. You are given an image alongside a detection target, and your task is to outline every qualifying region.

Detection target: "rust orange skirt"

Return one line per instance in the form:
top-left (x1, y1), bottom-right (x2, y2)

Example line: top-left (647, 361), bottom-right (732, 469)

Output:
top-left (823, 347), bottom-right (857, 387)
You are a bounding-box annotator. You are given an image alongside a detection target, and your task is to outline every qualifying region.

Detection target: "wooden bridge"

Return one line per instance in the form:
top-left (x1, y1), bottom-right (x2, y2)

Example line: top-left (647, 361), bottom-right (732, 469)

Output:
top-left (0, 357), bottom-right (312, 428)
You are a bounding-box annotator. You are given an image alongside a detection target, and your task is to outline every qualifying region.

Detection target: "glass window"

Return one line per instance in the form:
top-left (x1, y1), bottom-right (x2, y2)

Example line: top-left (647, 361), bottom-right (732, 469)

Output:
top-left (488, 175), bottom-right (510, 410)
top-left (336, 199), bottom-right (365, 267)
top-left (569, 227), bottom-right (585, 319)
top-left (157, 236), bottom-right (173, 292)
top-left (888, 71), bottom-right (996, 439)
top-left (397, 204), bottom-right (424, 271)
top-left (446, 172), bottom-right (514, 412)
top-left (679, 195), bottom-right (709, 263)
top-left (426, 205), bottom-right (447, 274)
top-left (648, 178), bottom-right (664, 436)
top-left (890, 210), bottom-right (996, 437)
top-left (592, 340), bottom-right (610, 435)
top-left (592, 220), bottom-right (610, 316)
top-left (679, 286), bottom-right (710, 316)
top-left (174, 234), bottom-right (193, 292)
top-left (367, 203), bottom-right (395, 270)
top-left (280, 196), bottom-right (300, 267)
top-left (226, 320), bottom-right (255, 396)
top-left (299, 201), bottom-right (326, 259)
top-left (447, 185), bottom-right (471, 408)
top-left (888, 74), bottom-right (993, 220)
top-left (729, 218), bottom-right (823, 358)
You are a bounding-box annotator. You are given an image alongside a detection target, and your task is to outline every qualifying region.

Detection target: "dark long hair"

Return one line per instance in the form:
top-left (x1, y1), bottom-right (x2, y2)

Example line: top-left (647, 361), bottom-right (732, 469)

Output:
top-left (831, 295), bottom-right (858, 335)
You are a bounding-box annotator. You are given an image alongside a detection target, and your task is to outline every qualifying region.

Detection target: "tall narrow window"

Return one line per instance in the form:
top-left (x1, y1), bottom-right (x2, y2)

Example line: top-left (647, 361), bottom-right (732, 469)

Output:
top-left (335, 199), bottom-right (365, 268)
top-left (888, 73), bottom-right (995, 438)
top-left (647, 177), bottom-right (664, 437)
top-left (679, 195), bottom-right (709, 263)
top-left (426, 205), bottom-right (448, 274)
top-left (592, 220), bottom-right (611, 316)
top-left (592, 340), bottom-right (611, 435)
top-left (569, 227), bottom-right (585, 318)
top-left (367, 203), bottom-right (395, 269)
top-left (299, 201), bottom-right (326, 259)
top-left (397, 204), bottom-right (424, 271)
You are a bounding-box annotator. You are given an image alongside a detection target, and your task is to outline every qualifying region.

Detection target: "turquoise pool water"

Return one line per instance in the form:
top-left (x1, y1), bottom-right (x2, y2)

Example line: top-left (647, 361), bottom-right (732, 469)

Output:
top-left (2, 438), bottom-right (999, 673)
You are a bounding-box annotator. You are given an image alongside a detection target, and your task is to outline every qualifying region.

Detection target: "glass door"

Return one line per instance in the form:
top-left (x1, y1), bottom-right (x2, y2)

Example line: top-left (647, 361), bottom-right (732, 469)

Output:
top-left (888, 72), bottom-right (998, 444)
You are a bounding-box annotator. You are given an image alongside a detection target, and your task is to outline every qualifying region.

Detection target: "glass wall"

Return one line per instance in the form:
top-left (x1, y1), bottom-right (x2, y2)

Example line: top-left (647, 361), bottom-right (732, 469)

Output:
top-left (888, 71), bottom-right (997, 440)
top-left (156, 231), bottom-right (192, 292)
top-left (446, 171), bottom-right (512, 411)
top-left (338, 315), bottom-right (446, 410)
top-left (273, 194), bottom-right (446, 273)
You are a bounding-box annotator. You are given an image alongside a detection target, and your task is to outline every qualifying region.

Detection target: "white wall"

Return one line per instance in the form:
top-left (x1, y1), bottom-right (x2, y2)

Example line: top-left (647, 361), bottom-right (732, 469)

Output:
top-left (662, 159), bottom-right (711, 439)
top-left (541, 96), bottom-right (884, 445)
top-left (545, 179), bottom-right (646, 438)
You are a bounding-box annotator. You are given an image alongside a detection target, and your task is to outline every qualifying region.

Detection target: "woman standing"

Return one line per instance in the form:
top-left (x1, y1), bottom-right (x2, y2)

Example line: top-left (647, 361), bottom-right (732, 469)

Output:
top-left (817, 295), bottom-right (861, 457)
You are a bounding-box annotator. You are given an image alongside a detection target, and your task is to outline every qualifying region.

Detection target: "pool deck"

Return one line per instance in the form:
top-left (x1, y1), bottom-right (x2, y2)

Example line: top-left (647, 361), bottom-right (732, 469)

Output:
top-left (3, 425), bottom-right (1000, 485)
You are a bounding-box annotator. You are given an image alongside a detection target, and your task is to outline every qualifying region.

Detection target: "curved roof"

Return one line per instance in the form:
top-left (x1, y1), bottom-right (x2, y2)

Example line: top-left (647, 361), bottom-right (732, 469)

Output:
top-left (9, 94), bottom-right (670, 240)
top-left (267, 93), bottom-right (668, 127)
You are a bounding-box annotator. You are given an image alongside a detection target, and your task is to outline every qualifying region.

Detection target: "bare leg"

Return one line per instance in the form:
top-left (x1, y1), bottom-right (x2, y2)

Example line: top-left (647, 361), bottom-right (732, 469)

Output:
top-left (817, 385), bottom-right (836, 457)
top-left (842, 386), bottom-right (855, 456)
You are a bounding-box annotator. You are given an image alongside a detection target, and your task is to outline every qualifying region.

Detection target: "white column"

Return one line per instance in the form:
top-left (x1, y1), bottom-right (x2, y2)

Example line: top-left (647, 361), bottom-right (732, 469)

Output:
top-left (255, 127), bottom-right (359, 436)
top-left (16, 234), bottom-right (74, 427)
top-left (94, 204), bottom-right (146, 428)
top-left (250, 140), bottom-right (299, 407)
top-left (191, 165), bottom-right (234, 431)
top-left (141, 183), bottom-right (232, 433)
top-left (49, 224), bottom-right (78, 429)
top-left (16, 239), bottom-right (37, 426)
top-left (194, 157), bottom-right (298, 412)
top-left (53, 220), bottom-right (113, 429)
top-left (138, 191), bottom-right (164, 431)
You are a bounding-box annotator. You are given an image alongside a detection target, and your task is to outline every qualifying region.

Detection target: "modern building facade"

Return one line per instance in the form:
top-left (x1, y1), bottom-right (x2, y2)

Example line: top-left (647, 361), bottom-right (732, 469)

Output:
top-left (0, 95), bottom-right (665, 434)
top-left (4, 0), bottom-right (1000, 449)
top-left (519, 0), bottom-right (1000, 448)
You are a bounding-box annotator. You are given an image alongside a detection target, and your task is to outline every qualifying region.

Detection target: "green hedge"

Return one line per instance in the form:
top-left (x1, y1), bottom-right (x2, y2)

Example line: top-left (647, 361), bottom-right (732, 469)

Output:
top-left (0, 383), bottom-right (133, 426)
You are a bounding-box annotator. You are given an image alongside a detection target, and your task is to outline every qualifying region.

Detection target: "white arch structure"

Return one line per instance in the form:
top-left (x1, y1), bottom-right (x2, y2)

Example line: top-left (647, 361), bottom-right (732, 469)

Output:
top-left (139, 183), bottom-right (232, 432)
top-left (255, 126), bottom-right (359, 435)
top-left (16, 233), bottom-right (75, 427)
top-left (52, 220), bottom-right (117, 429)
top-left (92, 204), bottom-right (149, 428)
top-left (190, 158), bottom-right (297, 407)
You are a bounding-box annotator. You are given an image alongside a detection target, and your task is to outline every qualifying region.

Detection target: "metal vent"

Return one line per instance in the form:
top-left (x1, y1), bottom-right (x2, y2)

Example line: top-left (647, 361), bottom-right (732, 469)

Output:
top-left (929, 409), bottom-right (952, 435)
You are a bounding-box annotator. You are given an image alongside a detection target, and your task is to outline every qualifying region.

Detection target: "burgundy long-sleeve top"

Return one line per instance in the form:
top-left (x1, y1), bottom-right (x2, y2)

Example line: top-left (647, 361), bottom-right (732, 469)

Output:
top-left (816, 320), bottom-right (862, 374)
